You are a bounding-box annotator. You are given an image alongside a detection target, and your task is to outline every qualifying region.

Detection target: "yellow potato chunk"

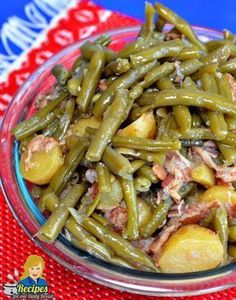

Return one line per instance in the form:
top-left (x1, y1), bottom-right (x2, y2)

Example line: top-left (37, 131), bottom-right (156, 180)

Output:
top-left (158, 225), bottom-right (223, 273)
top-left (201, 186), bottom-right (236, 205)
top-left (137, 197), bottom-right (152, 228)
top-left (20, 135), bottom-right (64, 185)
top-left (117, 111), bottom-right (156, 139)
top-left (191, 163), bottom-right (215, 187)
top-left (71, 116), bottom-right (101, 137)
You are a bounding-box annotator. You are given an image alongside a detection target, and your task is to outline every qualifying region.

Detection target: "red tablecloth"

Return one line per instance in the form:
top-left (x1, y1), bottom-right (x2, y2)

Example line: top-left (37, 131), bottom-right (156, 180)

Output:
top-left (0, 1), bottom-right (236, 299)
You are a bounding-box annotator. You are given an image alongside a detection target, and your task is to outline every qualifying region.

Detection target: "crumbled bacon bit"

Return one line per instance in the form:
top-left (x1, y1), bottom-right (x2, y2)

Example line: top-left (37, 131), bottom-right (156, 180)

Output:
top-left (164, 31), bottom-right (184, 41)
top-left (98, 79), bottom-right (107, 92)
top-left (152, 163), bottom-right (167, 180)
top-left (150, 221), bottom-right (181, 261)
top-left (162, 151), bottom-right (192, 202)
top-left (133, 238), bottom-right (155, 254)
top-left (87, 182), bottom-right (99, 199)
top-left (104, 206), bottom-right (127, 232)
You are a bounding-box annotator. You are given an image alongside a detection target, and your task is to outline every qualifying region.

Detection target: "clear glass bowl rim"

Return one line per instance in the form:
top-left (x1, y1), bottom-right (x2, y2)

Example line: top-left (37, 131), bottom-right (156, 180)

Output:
top-left (1, 25), bottom-right (236, 296)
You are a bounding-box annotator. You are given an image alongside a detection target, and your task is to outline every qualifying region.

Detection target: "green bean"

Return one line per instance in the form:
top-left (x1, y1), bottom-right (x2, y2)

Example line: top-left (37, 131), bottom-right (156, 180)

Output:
top-left (155, 3), bottom-right (206, 51)
top-left (206, 40), bottom-right (236, 57)
top-left (96, 162), bottom-right (111, 193)
top-left (131, 89), bottom-right (236, 120)
top-left (134, 176), bottom-right (152, 192)
top-left (76, 193), bottom-right (101, 221)
top-left (31, 185), bottom-right (44, 199)
top-left (220, 58), bottom-right (236, 73)
top-left (86, 89), bottom-right (132, 161)
top-left (42, 192), bottom-right (59, 212)
top-left (117, 148), bottom-right (166, 164)
top-left (102, 145), bottom-right (133, 177)
top-left (112, 135), bottom-right (181, 152)
top-left (229, 225), bottom-right (236, 242)
top-left (43, 119), bottom-right (59, 137)
top-left (120, 176), bottom-right (139, 240)
top-left (140, 196), bottom-right (172, 238)
top-left (217, 142), bottom-right (236, 166)
top-left (136, 91), bottom-right (156, 107)
top-left (130, 160), bottom-right (146, 173)
top-left (224, 30), bottom-right (235, 42)
top-left (108, 256), bottom-right (135, 269)
top-left (213, 206), bottom-right (228, 264)
top-left (66, 217), bottom-right (113, 260)
top-left (176, 46), bottom-right (201, 60)
top-left (172, 59), bottom-right (204, 79)
top-left (216, 73), bottom-right (233, 102)
top-left (140, 62), bottom-right (175, 88)
top-left (137, 165), bottom-right (158, 183)
top-left (38, 184), bottom-right (86, 243)
top-left (38, 139), bottom-right (88, 211)
top-left (76, 50), bottom-right (105, 112)
top-left (201, 207), bottom-right (217, 228)
top-left (139, 2), bottom-right (155, 37)
top-left (69, 209), bottom-right (158, 271)
top-left (178, 182), bottom-right (197, 199)
top-left (67, 60), bottom-right (87, 96)
top-left (12, 91), bottom-right (69, 140)
top-left (93, 61), bottom-right (156, 118)
top-left (221, 84), bottom-right (236, 130)
top-left (130, 39), bottom-right (184, 67)
top-left (94, 34), bottom-right (112, 47)
top-left (55, 98), bottom-right (75, 140)
top-left (92, 213), bottom-right (112, 227)
top-left (157, 77), bottom-right (176, 90)
top-left (182, 76), bottom-right (199, 90)
top-left (173, 106), bottom-right (192, 134)
top-left (170, 128), bottom-right (217, 140)
top-left (202, 45), bottom-right (231, 65)
top-left (191, 113), bottom-right (202, 128)
top-left (192, 63), bottom-right (218, 81)
top-left (129, 84), bottom-right (144, 100)
top-left (155, 15), bottom-right (166, 32)
top-left (80, 42), bottom-right (115, 63)
top-left (222, 132), bottom-right (236, 147)
top-left (201, 73), bottom-right (228, 140)
top-left (51, 64), bottom-right (69, 84)
top-left (104, 58), bottom-right (130, 76)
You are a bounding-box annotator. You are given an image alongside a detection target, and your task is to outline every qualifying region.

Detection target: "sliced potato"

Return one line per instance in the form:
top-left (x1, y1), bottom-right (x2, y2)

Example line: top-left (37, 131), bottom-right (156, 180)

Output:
top-left (117, 111), bottom-right (156, 139)
top-left (97, 178), bottom-right (123, 210)
top-left (71, 116), bottom-right (101, 137)
top-left (158, 225), bottom-right (223, 273)
top-left (20, 136), bottom-right (64, 185)
top-left (137, 197), bottom-right (152, 228)
top-left (191, 163), bottom-right (215, 187)
top-left (201, 185), bottom-right (236, 205)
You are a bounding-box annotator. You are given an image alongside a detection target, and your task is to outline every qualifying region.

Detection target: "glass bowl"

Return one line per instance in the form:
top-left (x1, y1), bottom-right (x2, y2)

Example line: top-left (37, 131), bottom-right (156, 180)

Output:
top-left (1, 25), bottom-right (236, 297)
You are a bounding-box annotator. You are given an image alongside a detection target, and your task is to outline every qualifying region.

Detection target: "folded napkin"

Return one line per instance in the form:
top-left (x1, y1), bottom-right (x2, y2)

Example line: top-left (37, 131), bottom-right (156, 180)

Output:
top-left (0, 1), bottom-right (235, 299)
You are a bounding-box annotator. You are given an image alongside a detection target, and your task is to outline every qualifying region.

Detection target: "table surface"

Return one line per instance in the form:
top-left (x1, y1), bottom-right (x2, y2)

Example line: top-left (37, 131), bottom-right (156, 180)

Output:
top-left (0, 0), bottom-right (236, 32)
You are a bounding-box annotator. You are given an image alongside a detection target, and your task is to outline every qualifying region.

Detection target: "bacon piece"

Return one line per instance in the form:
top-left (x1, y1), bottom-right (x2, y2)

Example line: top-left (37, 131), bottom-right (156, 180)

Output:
top-left (133, 238), bottom-right (155, 254)
top-left (152, 163), bottom-right (167, 180)
top-left (161, 151), bottom-right (192, 202)
top-left (98, 79), bottom-right (107, 91)
top-left (150, 222), bottom-right (181, 261)
top-left (104, 206), bottom-right (127, 232)
top-left (87, 182), bottom-right (99, 199)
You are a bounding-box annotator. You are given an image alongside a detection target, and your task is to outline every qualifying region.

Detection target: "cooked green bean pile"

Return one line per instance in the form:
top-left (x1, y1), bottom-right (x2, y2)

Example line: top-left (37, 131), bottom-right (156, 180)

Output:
top-left (12, 2), bottom-right (236, 273)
